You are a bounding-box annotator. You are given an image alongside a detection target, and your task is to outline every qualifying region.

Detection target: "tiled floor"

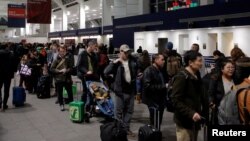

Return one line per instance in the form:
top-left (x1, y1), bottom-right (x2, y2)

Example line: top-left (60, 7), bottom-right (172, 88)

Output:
top-left (0, 76), bottom-right (204, 141)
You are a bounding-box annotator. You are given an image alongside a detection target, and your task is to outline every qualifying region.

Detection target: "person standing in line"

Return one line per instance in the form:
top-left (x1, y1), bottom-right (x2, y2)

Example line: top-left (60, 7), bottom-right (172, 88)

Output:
top-left (137, 46), bottom-right (143, 54)
top-left (171, 50), bottom-right (207, 141)
top-left (230, 47), bottom-right (250, 85)
top-left (77, 40), bottom-right (99, 121)
top-left (104, 44), bottom-right (138, 137)
top-left (0, 44), bottom-right (15, 111)
top-left (136, 50), bottom-right (151, 103)
top-left (191, 43), bottom-right (206, 78)
top-left (143, 53), bottom-right (167, 129)
top-left (50, 46), bottom-right (74, 111)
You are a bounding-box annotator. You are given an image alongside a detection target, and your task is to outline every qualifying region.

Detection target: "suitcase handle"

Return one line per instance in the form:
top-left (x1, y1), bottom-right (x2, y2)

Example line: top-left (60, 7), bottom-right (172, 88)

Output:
top-left (74, 80), bottom-right (82, 101)
top-left (149, 107), bottom-right (161, 131)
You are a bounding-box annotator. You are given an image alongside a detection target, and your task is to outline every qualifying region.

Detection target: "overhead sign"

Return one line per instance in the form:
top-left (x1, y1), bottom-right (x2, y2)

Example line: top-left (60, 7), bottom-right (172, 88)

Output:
top-left (7, 4), bottom-right (26, 28)
top-left (27, 0), bottom-right (51, 24)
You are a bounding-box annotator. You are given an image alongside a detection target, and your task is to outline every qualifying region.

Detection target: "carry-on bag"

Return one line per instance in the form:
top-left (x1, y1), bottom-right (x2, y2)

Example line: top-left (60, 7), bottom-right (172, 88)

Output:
top-left (69, 80), bottom-right (84, 123)
top-left (100, 120), bottom-right (128, 141)
top-left (138, 107), bottom-right (162, 141)
top-left (13, 74), bottom-right (26, 107)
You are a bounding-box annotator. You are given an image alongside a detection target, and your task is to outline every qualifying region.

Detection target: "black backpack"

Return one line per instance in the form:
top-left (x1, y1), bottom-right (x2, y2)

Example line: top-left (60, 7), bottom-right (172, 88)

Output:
top-left (166, 71), bottom-right (188, 113)
top-left (100, 120), bottom-right (128, 141)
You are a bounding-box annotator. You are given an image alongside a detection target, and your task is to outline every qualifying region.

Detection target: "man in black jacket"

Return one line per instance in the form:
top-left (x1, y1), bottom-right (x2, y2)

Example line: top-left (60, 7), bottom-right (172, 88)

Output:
top-left (0, 44), bottom-right (15, 111)
top-left (143, 54), bottom-right (167, 129)
top-left (171, 50), bottom-right (207, 141)
top-left (104, 44), bottom-right (138, 137)
top-left (76, 40), bottom-right (99, 120)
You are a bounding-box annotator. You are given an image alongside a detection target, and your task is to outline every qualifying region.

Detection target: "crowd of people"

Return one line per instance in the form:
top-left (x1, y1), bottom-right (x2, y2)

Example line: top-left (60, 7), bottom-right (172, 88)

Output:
top-left (0, 40), bottom-right (250, 141)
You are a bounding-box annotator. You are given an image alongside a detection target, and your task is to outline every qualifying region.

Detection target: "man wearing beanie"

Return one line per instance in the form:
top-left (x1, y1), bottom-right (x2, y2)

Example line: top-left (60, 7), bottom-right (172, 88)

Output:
top-left (163, 42), bottom-right (183, 82)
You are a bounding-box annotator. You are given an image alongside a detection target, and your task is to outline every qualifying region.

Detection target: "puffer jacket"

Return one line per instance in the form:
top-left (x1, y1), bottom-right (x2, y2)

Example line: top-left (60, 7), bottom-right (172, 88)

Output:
top-left (50, 55), bottom-right (74, 83)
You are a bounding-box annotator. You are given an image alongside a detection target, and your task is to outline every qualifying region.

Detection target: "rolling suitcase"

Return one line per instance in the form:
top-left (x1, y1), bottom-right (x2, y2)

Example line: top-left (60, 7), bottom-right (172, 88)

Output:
top-left (138, 107), bottom-right (162, 141)
top-left (69, 80), bottom-right (84, 123)
top-left (12, 75), bottom-right (26, 107)
top-left (37, 75), bottom-right (50, 99)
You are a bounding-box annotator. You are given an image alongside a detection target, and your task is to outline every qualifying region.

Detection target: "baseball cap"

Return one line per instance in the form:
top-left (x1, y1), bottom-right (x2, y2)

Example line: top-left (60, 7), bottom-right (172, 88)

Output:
top-left (120, 44), bottom-right (130, 52)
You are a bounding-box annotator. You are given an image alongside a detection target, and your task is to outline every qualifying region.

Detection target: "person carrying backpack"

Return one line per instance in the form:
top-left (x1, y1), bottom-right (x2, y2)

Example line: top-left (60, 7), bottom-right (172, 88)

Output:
top-left (171, 50), bottom-right (208, 141)
top-left (163, 42), bottom-right (182, 81)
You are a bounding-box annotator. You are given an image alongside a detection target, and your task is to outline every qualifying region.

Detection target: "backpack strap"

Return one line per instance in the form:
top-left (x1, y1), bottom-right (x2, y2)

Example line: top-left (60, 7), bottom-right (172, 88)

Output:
top-left (243, 88), bottom-right (250, 124)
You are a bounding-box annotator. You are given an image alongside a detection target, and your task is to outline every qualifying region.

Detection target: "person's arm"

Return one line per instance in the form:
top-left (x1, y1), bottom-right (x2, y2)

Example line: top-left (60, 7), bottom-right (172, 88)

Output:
top-left (104, 62), bottom-right (118, 76)
top-left (208, 79), bottom-right (217, 107)
top-left (143, 68), bottom-right (166, 94)
top-left (50, 60), bottom-right (62, 74)
top-left (171, 75), bottom-right (196, 119)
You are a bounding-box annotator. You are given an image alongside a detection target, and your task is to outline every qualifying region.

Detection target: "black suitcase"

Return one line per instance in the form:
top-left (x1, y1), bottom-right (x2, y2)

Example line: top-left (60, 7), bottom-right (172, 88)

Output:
top-left (138, 107), bottom-right (162, 141)
top-left (37, 75), bottom-right (50, 99)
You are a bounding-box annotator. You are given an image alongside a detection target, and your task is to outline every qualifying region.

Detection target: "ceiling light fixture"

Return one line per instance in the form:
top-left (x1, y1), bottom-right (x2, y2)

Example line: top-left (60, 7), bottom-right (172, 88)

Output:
top-left (85, 6), bottom-right (89, 11)
top-left (67, 11), bottom-right (70, 15)
top-left (92, 9), bottom-right (97, 12)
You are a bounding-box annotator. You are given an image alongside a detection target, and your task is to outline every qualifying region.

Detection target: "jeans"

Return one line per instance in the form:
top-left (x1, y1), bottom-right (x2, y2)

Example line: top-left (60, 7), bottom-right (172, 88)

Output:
top-left (114, 93), bottom-right (135, 131)
top-left (56, 81), bottom-right (73, 105)
top-left (0, 78), bottom-right (12, 107)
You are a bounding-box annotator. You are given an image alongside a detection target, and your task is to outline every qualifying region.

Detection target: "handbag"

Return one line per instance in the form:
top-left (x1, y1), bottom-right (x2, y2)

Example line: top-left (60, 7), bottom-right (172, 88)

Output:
top-left (20, 64), bottom-right (32, 76)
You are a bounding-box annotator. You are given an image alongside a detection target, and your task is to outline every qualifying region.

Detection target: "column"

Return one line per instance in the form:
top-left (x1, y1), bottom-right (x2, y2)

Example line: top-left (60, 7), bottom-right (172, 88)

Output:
top-left (50, 14), bottom-right (55, 32)
top-left (40, 24), bottom-right (50, 36)
top-left (113, 0), bottom-right (126, 18)
top-left (79, 2), bottom-right (86, 29)
top-left (138, 0), bottom-right (150, 15)
top-left (103, 0), bottom-right (112, 26)
top-left (62, 10), bottom-right (68, 31)
top-left (126, 0), bottom-right (139, 17)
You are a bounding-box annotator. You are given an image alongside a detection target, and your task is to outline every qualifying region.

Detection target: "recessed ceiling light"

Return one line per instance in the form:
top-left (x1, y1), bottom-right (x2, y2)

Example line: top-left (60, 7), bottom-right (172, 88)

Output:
top-left (111, 5), bottom-right (113, 8)
top-left (93, 14), bottom-right (97, 16)
top-left (67, 11), bottom-right (70, 15)
top-left (92, 9), bottom-right (97, 12)
top-left (99, 13), bottom-right (102, 14)
top-left (85, 6), bottom-right (89, 11)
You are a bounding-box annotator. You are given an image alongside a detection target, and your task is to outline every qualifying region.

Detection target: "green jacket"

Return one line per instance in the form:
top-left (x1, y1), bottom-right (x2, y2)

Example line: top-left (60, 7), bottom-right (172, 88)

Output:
top-left (50, 55), bottom-right (74, 83)
top-left (171, 69), bottom-right (207, 129)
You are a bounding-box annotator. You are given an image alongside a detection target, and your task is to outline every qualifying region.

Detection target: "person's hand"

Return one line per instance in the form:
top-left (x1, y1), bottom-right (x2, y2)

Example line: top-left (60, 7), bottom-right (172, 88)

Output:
top-left (192, 113), bottom-right (201, 122)
top-left (87, 71), bottom-right (93, 75)
top-left (113, 58), bottom-right (121, 64)
top-left (165, 83), bottom-right (169, 88)
top-left (60, 68), bottom-right (67, 74)
top-left (209, 102), bottom-right (216, 109)
top-left (210, 64), bottom-right (215, 69)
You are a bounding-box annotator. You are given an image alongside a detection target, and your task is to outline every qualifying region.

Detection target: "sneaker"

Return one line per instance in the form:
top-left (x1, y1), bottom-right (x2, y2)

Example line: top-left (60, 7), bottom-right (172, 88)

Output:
top-left (55, 99), bottom-right (59, 104)
top-left (127, 130), bottom-right (136, 137)
top-left (60, 105), bottom-right (65, 111)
